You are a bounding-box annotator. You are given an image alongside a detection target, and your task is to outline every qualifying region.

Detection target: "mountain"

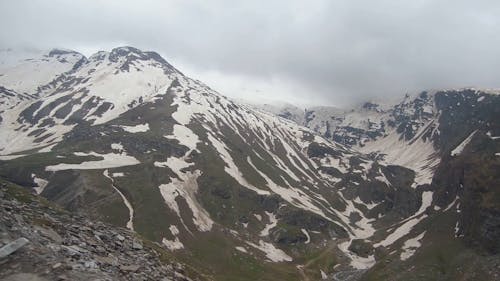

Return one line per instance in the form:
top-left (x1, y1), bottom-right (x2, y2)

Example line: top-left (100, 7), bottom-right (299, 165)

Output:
top-left (256, 90), bottom-right (500, 184)
top-left (253, 89), bottom-right (500, 279)
top-left (0, 47), bottom-right (499, 281)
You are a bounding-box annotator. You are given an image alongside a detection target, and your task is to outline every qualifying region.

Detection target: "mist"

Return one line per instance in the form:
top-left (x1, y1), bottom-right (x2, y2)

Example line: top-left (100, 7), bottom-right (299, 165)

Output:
top-left (1, 0), bottom-right (499, 107)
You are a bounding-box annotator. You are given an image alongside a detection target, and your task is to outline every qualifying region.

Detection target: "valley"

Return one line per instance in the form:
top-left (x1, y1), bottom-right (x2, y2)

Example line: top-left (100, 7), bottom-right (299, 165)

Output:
top-left (0, 47), bottom-right (499, 281)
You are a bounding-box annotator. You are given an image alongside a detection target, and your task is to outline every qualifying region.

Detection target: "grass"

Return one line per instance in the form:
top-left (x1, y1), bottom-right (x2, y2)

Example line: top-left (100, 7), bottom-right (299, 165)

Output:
top-left (174, 230), bottom-right (301, 281)
top-left (360, 209), bottom-right (493, 281)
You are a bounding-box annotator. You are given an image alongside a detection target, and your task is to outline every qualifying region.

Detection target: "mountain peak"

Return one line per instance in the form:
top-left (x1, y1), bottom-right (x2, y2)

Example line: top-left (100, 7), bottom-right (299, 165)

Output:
top-left (110, 46), bottom-right (142, 56)
top-left (95, 46), bottom-right (178, 74)
top-left (48, 48), bottom-right (84, 58)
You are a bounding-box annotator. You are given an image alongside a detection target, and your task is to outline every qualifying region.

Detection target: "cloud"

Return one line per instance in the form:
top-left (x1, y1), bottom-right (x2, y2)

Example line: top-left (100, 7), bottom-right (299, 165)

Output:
top-left (1, 0), bottom-right (499, 106)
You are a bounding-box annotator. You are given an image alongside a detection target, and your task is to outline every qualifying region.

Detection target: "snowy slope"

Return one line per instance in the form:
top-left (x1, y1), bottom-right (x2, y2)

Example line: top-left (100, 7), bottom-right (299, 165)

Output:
top-left (0, 47), bottom-right (180, 155)
top-left (0, 49), bottom-right (86, 95)
top-left (257, 89), bottom-right (500, 188)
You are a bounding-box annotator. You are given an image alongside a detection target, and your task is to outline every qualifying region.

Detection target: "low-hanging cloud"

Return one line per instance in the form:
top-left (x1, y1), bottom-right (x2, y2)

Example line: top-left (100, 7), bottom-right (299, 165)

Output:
top-left (1, 0), bottom-right (499, 106)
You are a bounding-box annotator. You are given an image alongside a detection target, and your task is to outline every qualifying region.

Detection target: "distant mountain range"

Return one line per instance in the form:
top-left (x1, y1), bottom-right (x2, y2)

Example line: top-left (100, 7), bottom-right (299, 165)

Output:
top-left (0, 46), bottom-right (499, 281)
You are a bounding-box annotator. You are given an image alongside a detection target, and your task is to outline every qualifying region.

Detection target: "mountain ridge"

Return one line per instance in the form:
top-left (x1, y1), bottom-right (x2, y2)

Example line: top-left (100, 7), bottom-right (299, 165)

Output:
top-left (0, 46), bottom-right (499, 281)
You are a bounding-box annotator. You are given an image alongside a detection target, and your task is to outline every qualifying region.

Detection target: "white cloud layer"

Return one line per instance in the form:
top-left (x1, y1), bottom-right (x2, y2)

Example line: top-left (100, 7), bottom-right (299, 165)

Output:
top-left (1, 0), bottom-right (499, 106)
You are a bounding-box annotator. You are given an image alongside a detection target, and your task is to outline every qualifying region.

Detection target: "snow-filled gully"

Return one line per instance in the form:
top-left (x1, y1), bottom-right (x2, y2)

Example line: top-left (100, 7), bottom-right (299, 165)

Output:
top-left (103, 170), bottom-right (134, 231)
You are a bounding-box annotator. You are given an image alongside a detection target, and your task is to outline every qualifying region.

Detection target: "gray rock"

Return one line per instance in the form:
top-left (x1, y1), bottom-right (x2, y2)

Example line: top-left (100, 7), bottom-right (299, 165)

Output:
top-left (120, 264), bottom-right (140, 272)
top-left (0, 185), bottom-right (192, 281)
top-left (1, 273), bottom-right (49, 281)
top-left (13, 214), bottom-right (23, 224)
top-left (61, 245), bottom-right (87, 256)
top-left (132, 241), bottom-right (143, 250)
top-left (34, 225), bottom-right (63, 243)
top-left (84, 260), bottom-right (97, 269)
top-left (95, 255), bottom-right (118, 266)
top-left (0, 237), bottom-right (29, 258)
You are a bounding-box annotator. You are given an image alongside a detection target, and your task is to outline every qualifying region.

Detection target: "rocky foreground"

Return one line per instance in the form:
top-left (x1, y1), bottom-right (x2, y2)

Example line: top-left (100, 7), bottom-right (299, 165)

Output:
top-left (0, 180), bottom-right (204, 281)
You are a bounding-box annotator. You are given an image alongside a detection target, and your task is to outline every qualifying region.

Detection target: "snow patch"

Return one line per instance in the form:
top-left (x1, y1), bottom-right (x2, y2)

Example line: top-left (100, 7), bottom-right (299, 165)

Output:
top-left (235, 246), bottom-right (248, 253)
top-left (444, 196), bottom-right (459, 211)
top-left (120, 123), bottom-right (150, 133)
top-left (158, 171), bottom-right (213, 232)
top-left (375, 168), bottom-right (391, 186)
top-left (247, 157), bottom-right (330, 221)
top-left (31, 174), bottom-right (48, 195)
top-left (451, 130), bottom-right (477, 156)
top-left (358, 122), bottom-right (440, 187)
top-left (301, 229), bottom-right (311, 244)
top-left (165, 124), bottom-right (200, 152)
top-left (260, 212), bottom-right (278, 237)
top-left (161, 225), bottom-right (184, 250)
top-left (321, 270), bottom-right (328, 279)
top-left (335, 192), bottom-right (376, 239)
top-left (374, 191), bottom-right (432, 247)
top-left (169, 225), bottom-right (180, 236)
top-left (111, 143), bottom-right (124, 151)
top-left (374, 215), bottom-right (427, 248)
top-left (38, 144), bottom-right (56, 153)
top-left (103, 170), bottom-right (134, 230)
top-left (162, 237), bottom-right (184, 251)
top-left (454, 221), bottom-right (461, 237)
top-left (0, 154), bottom-right (26, 160)
top-left (353, 196), bottom-right (379, 210)
top-left (337, 240), bottom-right (375, 269)
top-left (46, 152), bottom-right (140, 171)
top-left (246, 240), bottom-right (292, 262)
top-left (207, 134), bottom-right (270, 195)
top-left (154, 157), bottom-right (193, 176)
top-left (415, 191), bottom-right (433, 217)
top-left (400, 231), bottom-right (426, 261)
top-left (486, 131), bottom-right (500, 140)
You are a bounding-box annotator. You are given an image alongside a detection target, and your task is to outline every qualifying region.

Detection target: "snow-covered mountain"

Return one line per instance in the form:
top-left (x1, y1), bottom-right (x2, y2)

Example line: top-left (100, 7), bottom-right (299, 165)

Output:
top-left (0, 47), bottom-right (499, 280)
top-left (252, 88), bottom-right (500, 279)
top-left (255, 90), bottom-right (500, 185)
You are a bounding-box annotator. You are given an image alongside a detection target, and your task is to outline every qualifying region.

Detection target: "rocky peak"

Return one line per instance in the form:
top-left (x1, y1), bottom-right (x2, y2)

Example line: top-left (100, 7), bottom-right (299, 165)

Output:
top-left (47, 48), bottom-right (84, 58)
top-left (46, 49), bottom-right (87, 69)
top-left (361, 102), bottom-right (382, 112)
top-left (87, 51), bottom-right (107, 62)
top-left (110, 46), bottom-right (142, 56)
top-left (104, 46), bottom-right (178, 74)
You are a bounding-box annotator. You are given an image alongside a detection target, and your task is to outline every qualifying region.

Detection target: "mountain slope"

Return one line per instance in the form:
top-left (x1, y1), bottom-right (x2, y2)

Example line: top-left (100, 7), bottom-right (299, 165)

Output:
top-left (255, 89), bottom-right (500, 280)
top-left (0, 47), bottom-right (498, 280)
top-left (0, 178), bottom-right (203, 281)
top-left (259, 90), bottom-right (500, 185)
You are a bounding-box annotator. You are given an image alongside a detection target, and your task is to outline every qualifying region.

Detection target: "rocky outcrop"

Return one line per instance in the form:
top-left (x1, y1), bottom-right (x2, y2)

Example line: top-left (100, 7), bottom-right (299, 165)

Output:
top-left (0, 181), bottom-right (204, 281)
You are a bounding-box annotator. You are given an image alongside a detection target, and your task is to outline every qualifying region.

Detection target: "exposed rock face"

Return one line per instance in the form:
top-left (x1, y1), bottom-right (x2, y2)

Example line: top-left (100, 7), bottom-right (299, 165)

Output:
top-left (262, 89), bottom-right (499, 156)
top-left (348, 239), bottom-right (374, 258)
top-left (431, 130), bottom-right (500, 254)
top-left (0, 181), bottom-right (201, 281)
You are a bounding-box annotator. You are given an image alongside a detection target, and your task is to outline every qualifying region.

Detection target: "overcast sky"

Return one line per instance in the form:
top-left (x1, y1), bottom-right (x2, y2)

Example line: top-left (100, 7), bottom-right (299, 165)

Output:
top-left (1, 0), bottom-right (499, 107)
